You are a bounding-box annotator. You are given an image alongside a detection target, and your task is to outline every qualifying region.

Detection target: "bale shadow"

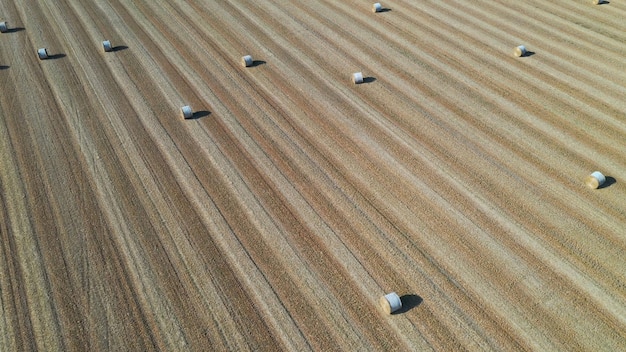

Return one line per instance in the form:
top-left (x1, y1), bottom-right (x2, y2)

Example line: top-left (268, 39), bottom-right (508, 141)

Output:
top-left (363, 76), bottom-right (376, 83)
top-left (598, 0), bottom-right (610, 4)
top-left (111, 45), bottom-right (129, 52)
top-left (251, 60), bottom-right (266, 67)
top-left (6, 27), bottom-right (25, 33)
top-left (599, 176), bottom-right (616, 189)
top-left (379, 8), bottom-right (392, 12)
top-left (189, 110), bottom-right (211, 120)
top-left (0, 65), bottom-right (9, 70)
top-left (47, 53), bottom-right (66, 60)
top-left (392, 294), bottom-right (422, 314)
top-left (522, 51), bottom-right (536, 57)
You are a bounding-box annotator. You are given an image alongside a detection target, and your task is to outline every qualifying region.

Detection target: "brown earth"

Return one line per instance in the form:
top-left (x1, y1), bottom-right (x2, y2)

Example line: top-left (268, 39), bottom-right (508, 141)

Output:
top-left (0, 0), bottom-right (625, 350)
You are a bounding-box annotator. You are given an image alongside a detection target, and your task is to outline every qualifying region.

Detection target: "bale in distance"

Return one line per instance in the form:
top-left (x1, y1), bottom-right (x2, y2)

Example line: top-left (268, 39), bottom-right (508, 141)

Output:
top-left (372, 3), bottom-right (382, 13)
top-left (592, 0), bottom-right (603, 4)
top-left (514, 45), bottom-right (527, 57)
top-left (37, 48), bottom-right (49, 60)
top-left (585, 171), bottom-right (606, 189)
top-left (181, 105), bottom-right (193, 119)
top-left (352, 72), bottom-right (364, 84)
top-left (0, 22), bottom-right (8, 33)
top-left (379, 292), bottom-right (402, 314)
top-left (103, 40), bottom-right (113, 52)
top-left (241, 55), bottom-right (253, 67)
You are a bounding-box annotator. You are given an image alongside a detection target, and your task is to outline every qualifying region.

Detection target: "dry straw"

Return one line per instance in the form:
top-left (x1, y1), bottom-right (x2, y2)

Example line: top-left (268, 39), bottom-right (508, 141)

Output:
top-left (372, 3), bottom-right (382, 13)
top-left (181, 105), bottom-right (193, 119)
top-left (37, 48), bottom-right (49, 60)
top-left (585, 171), bottom-right (605, 189)
top-left (352, 72), bottom-right (364, 84)
top-left (379, 292), bottom-right (402, 314)
top-left (241, 55), bottom-right (253, 67)
top-left (514, 45), bottom-right (527, 57)
top-left (0, 22), bottom-right (8, 33)
top-left (103, 40), bottom-right (112, 52)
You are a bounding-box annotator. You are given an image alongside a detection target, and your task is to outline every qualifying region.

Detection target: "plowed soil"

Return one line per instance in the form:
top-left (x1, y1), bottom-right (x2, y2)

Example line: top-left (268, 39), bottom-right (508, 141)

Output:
top-left (1, 0), bottom-right (625, 350)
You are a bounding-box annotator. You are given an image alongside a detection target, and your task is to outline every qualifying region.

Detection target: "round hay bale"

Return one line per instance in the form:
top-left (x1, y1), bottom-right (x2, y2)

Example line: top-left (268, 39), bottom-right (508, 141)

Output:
top-left (181, 105), bottom-right (193, 119)
top-left (241, 55), bottom-right (253, 67)
top-left (585, 171), bottom-right (605, 189)
top-left (352, 72), bottom-right (364, 84)
top-left (379, 292), bottom-right (402, 314)
top-left (372, 3), bottom-right (382, 12)
top-left (514, 45), bottom-right (527, 57)
top-left (592, 0), bottom-right (602, 4)
top-left (0, 22), bottom-right (8, 33)
top-left (103, 40), bottom-right (112, 52)
top-left (37, 48), bottom-right (49, 60)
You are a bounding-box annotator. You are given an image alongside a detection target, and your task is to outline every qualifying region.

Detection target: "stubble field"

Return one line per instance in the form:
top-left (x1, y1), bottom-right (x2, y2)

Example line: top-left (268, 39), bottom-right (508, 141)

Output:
top-left (0, 0), bottom-right (625, 350)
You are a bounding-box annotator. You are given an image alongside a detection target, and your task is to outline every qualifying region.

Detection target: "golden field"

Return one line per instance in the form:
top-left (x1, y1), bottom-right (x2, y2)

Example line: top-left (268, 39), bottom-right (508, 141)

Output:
top-left (0, 0), bottom-right (625, 350)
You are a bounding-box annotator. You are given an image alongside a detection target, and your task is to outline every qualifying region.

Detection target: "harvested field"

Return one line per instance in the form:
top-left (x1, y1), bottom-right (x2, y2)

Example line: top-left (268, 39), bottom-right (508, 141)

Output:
top-left (1, 0), bottom-right (625, 350)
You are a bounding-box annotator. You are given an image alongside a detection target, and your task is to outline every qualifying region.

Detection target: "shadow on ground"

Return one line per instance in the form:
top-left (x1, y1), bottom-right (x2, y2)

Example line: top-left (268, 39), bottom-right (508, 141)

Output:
top-left (111, 45), bottom-right (129, 52)
top-left (189, 111), bottom-right (211, 120)
top-left (392, 294), bottom-right (423, 314)
top-left (599, 176), bottom-right (616, 189)
top-left (46, 53), bottom-right (66, 60)
top-left (5, 27), bottom-right (25, 33)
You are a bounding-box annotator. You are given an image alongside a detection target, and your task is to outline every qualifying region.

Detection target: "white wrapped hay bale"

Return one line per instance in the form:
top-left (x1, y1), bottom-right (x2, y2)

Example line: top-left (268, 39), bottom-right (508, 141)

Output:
top-left (352, 72), bottom-right (363, 84)
top-left (585, 171), bottom-right (605, 189)
top-left (241, 55), bottom-right (253, 67)
top-left (103, 40), bottom-right (112, 52)
top-left (372, 3), bottom-right (382, 12)
top-left (379, 292), bottom-right (402, 314)
top-left (0, 22), bottom-right (8, 33)
top-left (181, 105), bottom-right (193, 119)
top-left (514, 45), bottom-right (527, 57)
top-left (37, 48), bottom-right (49, 60)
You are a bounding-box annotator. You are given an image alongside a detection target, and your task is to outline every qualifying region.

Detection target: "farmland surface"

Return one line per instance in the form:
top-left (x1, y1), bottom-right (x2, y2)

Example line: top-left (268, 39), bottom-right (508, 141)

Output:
top-left (1, 0), bottom-right (625, 350)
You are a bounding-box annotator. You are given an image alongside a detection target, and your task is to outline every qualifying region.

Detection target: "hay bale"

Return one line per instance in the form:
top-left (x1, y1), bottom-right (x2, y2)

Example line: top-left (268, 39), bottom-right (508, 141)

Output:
top-left (352, 72), bottom-right (364, 84)
top-left (181, 105), bottom-right (193, 119)
top-left (379, 292), bottom-right (402, 314)
top-left (592, 0), bottom-right (602, 4)
top-left (241, 55), bottom-right (253, 67)
top-left (0, 22), bottom-right (8, 33)
top-left (103, 40), bottom-right (112, 52)
top-left (514, 45), bottom-right (527, 57)
top-left (37, 48), bottom-right (49, 60)
top-left (372, 3), bottom-right (382, 12)
top-left (585, 171), bottom-right (605, 189)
